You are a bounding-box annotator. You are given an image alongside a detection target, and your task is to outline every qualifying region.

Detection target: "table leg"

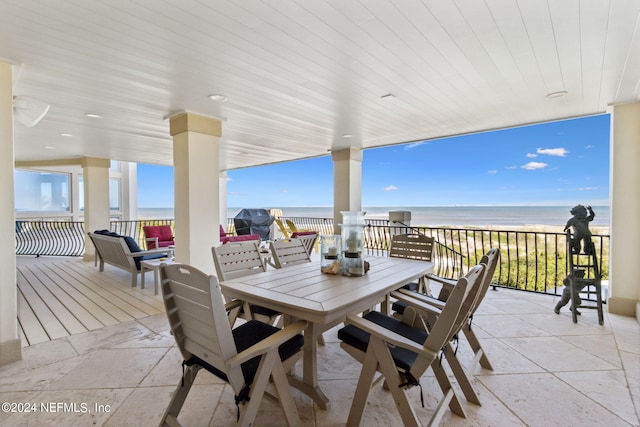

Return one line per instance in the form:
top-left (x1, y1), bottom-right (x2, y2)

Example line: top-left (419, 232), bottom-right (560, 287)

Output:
top-left (153, 268), bottom-right (160, 295)
top-left (287, 322), bottom-right (330, 410)
top-left (141, 265), bottom-right (147, 289)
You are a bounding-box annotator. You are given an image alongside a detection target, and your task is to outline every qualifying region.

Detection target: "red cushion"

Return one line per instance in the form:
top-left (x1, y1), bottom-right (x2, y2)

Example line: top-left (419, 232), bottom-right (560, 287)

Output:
top-left (158, 226), bottom-right (173, 241)
top-left (144, 225), bottom-right (173, 241)
top-left (221, 234), bottom-right (260, 244)
top-left (220, 224), bottom-right (227, 238)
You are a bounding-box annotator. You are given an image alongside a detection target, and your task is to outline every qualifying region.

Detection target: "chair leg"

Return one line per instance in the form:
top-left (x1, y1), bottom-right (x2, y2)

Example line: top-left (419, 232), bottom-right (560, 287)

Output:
top-left (346, 344), bottom-right (378, 426)
top-left (240, 350), bottom-right (302, 427)
top-left (239, 352), bottom-right (275, 427)
top-left (160, 364), bottom-right (199, 426)
top-left (270, 356), bottom-right (301, 427)
top-left (371, 338), bottom-right (420, 427)
top-left (443, 342), bottom-right (481, 405)
top-left (430, 357), bottom-right (466, 418)
top-left (462, 327), bottom-right (493, 371)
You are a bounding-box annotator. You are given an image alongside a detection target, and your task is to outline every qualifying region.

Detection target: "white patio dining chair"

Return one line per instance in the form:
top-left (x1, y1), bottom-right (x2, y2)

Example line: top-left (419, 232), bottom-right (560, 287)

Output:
top-left (291, 231), bottom-right (319, 255)
top-left (268, 238), bottom-right (311, 268)
top-left (337, 264), bottom-right (485, 427)
top-left (158, 263), bottom-right (306, 427)
top-left (212, 240), bottom-right (281, 326)
top-left (269, 237), bottom-right (326, 345)
top-left (396, 248), bottom-right (500, 372)
top-left (389, 233), bottom-right (435, 294)
top-left (388, 248), bottom-right (500, 409)
top-left (425, 248), bottom-right (500, 371)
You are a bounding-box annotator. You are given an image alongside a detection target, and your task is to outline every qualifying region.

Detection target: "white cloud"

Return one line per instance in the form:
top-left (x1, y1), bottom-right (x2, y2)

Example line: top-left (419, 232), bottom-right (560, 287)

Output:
top-left (384, 185), bottom-right (398, 191)
top-left (279, 189), bottom-right (289, 193)
top-left (404, 142), bottom-right (425, 150)
top-left (578, 187), bottom-right (598, 191)
top-left (537, 147), bottom-right (568, 157)
top-left (585, 145), bottom-right (594, 149)
top-left (505, 165), bottom-right (518, 170)
top-left (488, 170), bottom-right (497, 174)
top-left (521, 161), bottom-right (548, 170)
top-left (526, 153), bottom-right (538, 158)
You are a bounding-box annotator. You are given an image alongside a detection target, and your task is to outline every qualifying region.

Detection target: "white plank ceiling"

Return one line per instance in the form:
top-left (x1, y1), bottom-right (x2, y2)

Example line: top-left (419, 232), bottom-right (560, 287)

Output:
top-left (2, 0), bottom-right (639, 170)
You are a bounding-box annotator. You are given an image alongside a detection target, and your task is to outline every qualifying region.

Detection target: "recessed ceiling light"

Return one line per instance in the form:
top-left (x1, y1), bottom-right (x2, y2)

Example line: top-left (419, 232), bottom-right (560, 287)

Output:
top-left (545, 90), bottom-right (568, 99)
top-left (208, 94), bottom-right (228, 102)
top-left (343, 134), bottom-right (353, 138)
top-left (60, 133), bottom-right (72, 137)
top-left (381, 93), bottom-right (395, 100)
top-left (85, 113), bottom-right (102, 118)
top-left (43, 146), bottom-right (55, 149)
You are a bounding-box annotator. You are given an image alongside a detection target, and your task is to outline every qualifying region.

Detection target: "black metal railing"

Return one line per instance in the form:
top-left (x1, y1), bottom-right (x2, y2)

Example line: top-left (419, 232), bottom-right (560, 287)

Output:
top-left (15, 219), bottom-right (175, 256)
top-left (362, 224), bottom-right (465, 279)
top-left (280, 217), bottom-right (609, 300)
top-left (15, 217), bottom-right (610, 301)
top-left (15, 220), bottom-right (86, 257)
top-left (364, 223), bottom-right (609, 300)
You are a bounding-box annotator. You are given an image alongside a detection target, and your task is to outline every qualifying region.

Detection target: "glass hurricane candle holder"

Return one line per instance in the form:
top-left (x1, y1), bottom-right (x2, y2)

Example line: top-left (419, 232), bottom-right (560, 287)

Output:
top-left (340, 211), bottom-right (365, 276)
top-left (320, 234), bottom-right (342, 274)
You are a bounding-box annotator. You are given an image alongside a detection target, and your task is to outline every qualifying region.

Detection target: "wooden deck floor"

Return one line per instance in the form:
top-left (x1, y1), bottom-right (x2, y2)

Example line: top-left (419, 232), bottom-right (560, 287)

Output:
top-left (16, 258), bottom-right (165, 346)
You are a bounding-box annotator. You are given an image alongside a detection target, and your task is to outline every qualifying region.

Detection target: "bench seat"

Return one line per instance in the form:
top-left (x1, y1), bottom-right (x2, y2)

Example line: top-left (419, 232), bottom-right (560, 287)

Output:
top-left (88, 231), bottom-right (169, 287)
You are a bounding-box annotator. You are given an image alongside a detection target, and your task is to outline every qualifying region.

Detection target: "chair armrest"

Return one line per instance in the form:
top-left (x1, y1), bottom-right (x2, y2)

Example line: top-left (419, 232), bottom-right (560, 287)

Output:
top-left (426, 274), bottom-right (457, 300)
top-left (344, 314), bottom-right (437, 359)
top-left (227, 320), bottom-right (308, 367)
top-left (393, 289), bottom-right (445, 311)
top-left (426, 273), bottom-right (456, 288)
top-left (126, 248), bottom-right (170, 257)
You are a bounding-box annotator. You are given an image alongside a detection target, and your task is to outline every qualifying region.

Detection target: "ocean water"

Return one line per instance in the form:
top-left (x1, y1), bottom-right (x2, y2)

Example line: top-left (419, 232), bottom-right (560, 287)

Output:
top-left (139, 205), bottom-right (610, 228)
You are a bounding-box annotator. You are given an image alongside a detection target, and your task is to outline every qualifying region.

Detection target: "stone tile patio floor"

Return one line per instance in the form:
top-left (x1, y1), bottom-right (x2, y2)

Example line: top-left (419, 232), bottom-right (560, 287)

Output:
top-left (1, 259), bottom-right (638, 426)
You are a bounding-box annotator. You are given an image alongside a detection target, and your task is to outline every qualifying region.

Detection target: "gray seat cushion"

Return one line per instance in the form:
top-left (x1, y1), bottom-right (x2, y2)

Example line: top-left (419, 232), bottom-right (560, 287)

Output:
top-left (338, 311), bottom-right (428, 372)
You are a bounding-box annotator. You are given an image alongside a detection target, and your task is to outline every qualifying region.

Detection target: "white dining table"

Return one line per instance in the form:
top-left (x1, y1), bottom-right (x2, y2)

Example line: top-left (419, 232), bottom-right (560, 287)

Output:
top-left (220, 255), bottom-right (434, 409)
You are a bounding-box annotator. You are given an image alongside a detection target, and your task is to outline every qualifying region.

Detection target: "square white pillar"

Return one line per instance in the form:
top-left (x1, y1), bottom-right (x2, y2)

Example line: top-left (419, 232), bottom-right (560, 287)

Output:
top-left (332, 148), bottom-right (363, 234)
top-left (170, 113), bottom-right (221, 274)
top-left (81, 157), bottom-right (111, 261)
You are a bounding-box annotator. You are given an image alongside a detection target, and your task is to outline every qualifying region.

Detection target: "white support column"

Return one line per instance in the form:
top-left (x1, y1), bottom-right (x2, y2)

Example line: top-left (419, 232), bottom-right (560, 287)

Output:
top-left (170, 112), bottom-right (221, 274)
top-left (121, 161), bottom-right (138, 221)
top-left (71, 168), bottom-right (82, 221)
top-left (81, 157), bottom-right (111, 261)
top-left (219, 171), bottom-right (228, 226)
top-left (332, 148), bottom-right (363, 234)
top-left (0, 61), bottom-right (21, 365)
top-left (608, 103), bottom-right (640, 320)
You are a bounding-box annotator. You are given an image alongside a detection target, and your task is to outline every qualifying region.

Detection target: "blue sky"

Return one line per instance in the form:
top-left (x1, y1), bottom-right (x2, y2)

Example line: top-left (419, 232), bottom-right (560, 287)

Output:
top-left (138, 114), bottom-right (610, 208)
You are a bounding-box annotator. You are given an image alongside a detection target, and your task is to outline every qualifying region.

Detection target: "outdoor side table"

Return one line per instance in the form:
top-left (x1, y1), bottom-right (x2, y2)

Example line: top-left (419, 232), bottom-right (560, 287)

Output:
top-left (140, 257), bottom-right (175, 295)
